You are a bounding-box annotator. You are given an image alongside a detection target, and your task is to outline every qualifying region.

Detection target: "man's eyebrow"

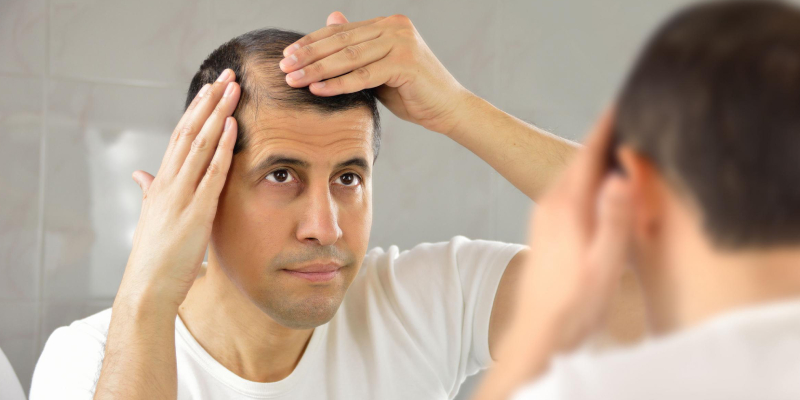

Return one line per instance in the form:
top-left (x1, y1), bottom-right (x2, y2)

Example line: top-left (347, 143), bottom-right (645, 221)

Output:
top-left (248, 154), bottom-right (309, 177)
top-left (335, 157), bottom-right (371, 172)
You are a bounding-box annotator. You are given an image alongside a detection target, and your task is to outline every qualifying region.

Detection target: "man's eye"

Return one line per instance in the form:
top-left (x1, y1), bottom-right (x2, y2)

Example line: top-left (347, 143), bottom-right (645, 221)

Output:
top-left (265, 169), bottom-right (295, 184)
top-left (335, 172), bottom-right (361, 187)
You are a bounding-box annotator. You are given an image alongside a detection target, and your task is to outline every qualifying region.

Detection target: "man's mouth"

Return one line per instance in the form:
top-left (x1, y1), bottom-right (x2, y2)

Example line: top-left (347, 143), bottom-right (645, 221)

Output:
top-left (281, 263), bottom-right (343, 282)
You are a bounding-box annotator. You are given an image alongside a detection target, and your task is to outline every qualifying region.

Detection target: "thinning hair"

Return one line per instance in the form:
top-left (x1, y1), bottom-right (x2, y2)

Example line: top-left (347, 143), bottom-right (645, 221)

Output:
top-left (185, 28), bottom-right (381, 158)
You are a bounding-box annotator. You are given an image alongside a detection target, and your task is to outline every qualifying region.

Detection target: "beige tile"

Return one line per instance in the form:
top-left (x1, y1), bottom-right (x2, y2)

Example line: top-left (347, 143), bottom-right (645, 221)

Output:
top-left (0, 0), bottom-right (46, 76)
top-left (0, 75), bottom-right (43, 300)
top-left (368, 111), bottom-right (495, 252)
top-left (0, 301), bottom-right (39, 394)
top-left (211, 0), bottom-right (363, 45)
top-left (361, 0), bottom-right (499, 99)
top-left (42, 79), bottom-right (183, 300)
top-left (50, 0), bottom-right (215, 86)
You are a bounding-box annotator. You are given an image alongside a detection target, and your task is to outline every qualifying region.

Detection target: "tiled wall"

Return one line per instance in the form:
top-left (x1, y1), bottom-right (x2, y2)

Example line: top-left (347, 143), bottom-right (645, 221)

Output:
top-left (0, 0), bottom-right (725, 397)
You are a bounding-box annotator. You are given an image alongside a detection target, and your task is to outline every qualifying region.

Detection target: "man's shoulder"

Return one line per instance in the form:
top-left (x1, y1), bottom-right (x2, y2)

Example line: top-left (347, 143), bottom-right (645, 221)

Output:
top-left (66, 307), bottom-right (113, 342)
top-left (362, 235), bottom-right (523, 268)
top-left (30, 308), bottom-right (113, 399)
top-left (516, 303), bottom-right (800, 400)
top-left (40, 308), bottom-right (112, 356)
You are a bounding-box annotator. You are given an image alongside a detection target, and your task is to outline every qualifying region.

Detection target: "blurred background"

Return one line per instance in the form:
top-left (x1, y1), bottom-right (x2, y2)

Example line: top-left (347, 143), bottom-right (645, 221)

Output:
top-left (0, 0), bottom-right (754, 397)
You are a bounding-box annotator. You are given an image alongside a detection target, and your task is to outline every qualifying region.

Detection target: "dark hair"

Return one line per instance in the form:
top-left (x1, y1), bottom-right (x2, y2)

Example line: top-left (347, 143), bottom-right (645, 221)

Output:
top-left (615, 0), bottom-right (800, 249)
top-left (185, 28), bottom-right (381, 158)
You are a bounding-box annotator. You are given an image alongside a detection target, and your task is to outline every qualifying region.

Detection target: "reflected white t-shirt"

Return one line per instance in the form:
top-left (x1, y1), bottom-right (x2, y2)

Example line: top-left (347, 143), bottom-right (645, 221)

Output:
top-left (30, 236), bottom-right (526, 400)
top-left (512, 298), bottom-right (800, 400)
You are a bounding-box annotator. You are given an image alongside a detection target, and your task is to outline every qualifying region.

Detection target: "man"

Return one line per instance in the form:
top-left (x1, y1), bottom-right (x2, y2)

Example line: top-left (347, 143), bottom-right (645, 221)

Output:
top-left (30, 14), bottom-right (582, 400)
top-left (468, 1), bottom-right (800, 399)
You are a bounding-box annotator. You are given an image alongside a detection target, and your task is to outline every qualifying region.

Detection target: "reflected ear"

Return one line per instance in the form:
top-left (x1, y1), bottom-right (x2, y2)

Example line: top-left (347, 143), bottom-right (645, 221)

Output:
top-left (617, 146), bottom-right (663, 241)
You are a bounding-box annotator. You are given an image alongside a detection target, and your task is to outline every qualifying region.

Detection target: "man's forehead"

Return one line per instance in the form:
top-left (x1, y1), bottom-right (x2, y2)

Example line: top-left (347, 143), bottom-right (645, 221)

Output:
top-left (246, 106), bottom-right (372, 145)
top-left (238, 106), bottom-right (374, 174)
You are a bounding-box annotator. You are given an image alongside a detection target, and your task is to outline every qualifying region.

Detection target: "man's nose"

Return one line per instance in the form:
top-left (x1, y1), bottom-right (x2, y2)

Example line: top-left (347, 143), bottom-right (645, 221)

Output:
top-left (296, 184), bottom-right (342, 246)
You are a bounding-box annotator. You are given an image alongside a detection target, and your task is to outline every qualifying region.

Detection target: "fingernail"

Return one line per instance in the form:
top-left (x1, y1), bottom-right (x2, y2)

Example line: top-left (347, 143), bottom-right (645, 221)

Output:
top-left (223, 82), bottom-right (235, 98)
top-left (198, 84), bottom-right (211, 98)
top-left (280, 54), bottom-right (298, 69)
top-left (310, 81), bottom-right (326, 90)
top-left (225, 118), bottom-right (232, 131)
top-left (287, 69), bottom-right (305, 82)
top-left (216, 68), bottom-right (231, 82)
top-left (284, 43), bottom-right (300, 57)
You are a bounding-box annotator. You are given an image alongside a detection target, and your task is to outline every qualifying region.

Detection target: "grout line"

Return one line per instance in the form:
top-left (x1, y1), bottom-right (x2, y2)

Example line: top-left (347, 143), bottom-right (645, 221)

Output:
top-left (34, 0), bottom-right (50, 360)
top-left (47, 73), bottom-right (185, 89)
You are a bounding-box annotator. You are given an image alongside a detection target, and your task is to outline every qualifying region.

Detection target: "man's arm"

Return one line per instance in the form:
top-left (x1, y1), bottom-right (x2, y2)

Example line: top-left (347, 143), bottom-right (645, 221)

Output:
top-left (444, 94), bottom-right (578, 201)
top-left (94, 70), bottom-right (241, 399)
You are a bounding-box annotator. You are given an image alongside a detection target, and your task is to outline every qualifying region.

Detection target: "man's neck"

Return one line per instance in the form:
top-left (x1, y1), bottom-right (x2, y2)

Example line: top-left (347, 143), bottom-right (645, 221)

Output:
top-left (178, 260), bottom-right (313, 383)
top-left (669, 235), bottom-right (800, 331)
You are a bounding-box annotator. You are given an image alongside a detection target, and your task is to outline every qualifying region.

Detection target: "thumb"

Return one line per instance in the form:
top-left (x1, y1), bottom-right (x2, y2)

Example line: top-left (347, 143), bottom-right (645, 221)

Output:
top-left (327, 11), bottom-right (349, 26)
top-left (132, 170), bottom-right (155, 193)
top-left (588, 174), bottom-right (634, 285)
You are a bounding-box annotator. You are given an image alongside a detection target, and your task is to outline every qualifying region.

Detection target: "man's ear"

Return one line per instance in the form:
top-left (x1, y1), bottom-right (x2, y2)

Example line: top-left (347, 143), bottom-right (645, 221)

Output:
top-left (327, 11), bottom-right (349, 26)
top-left (617, 146), bottom-right (663, 242)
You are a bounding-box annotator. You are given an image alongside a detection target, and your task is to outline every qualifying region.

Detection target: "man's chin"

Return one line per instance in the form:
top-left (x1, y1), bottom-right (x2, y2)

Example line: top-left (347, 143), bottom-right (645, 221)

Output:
top-left (255, 293), bottom-right (344, 330)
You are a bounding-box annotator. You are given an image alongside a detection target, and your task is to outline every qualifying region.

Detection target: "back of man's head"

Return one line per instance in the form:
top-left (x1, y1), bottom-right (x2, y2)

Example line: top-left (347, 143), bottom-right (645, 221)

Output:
top-left (184, 28), bottom-right (381, 158)
top-left (616, 0), bottom-right (800, 250)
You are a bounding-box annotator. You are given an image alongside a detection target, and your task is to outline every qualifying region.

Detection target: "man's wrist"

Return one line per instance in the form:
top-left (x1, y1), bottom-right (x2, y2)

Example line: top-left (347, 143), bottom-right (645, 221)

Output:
top-left (114, 273), bottom-right (183, 321)
top-left (440, 91), bottom-right (492, 140)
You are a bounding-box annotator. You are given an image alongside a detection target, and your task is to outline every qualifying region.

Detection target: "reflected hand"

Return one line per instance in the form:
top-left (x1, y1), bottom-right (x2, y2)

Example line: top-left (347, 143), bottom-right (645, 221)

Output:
top-left (279, 11), bottom-right (473, 136)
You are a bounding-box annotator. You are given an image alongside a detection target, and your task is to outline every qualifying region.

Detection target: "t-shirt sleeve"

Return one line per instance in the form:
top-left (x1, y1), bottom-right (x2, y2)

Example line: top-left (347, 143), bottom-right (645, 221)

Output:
top-left (374, 235), bottom-right (526, 397)
top-left (29, 322), bottom-right (107, 400)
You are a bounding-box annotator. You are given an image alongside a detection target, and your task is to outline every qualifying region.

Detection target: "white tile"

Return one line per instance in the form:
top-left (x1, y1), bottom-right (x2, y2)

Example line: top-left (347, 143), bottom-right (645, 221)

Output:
top-left (42, 79), bottom-right (183, 299)
top-left (0, 301), bottom-right (39, 395)
top-left (0, 75), bottom-right (43, 300)
top-left (49, 0), bottom-right (216, 86)
top-left (0, 0), bottom-right (46, 76)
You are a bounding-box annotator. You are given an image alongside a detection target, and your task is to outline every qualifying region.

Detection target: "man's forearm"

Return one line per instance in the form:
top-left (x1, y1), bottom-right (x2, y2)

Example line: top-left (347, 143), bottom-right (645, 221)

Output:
top-left (444, 94), bottom-right (580, 202)
top-left (94, 292), bottom-right (179, 400)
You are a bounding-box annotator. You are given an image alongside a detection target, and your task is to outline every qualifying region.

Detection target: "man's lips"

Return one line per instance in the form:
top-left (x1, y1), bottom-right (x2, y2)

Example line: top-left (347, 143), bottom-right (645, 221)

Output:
top-left (282, 263), bottom-right (343, 282)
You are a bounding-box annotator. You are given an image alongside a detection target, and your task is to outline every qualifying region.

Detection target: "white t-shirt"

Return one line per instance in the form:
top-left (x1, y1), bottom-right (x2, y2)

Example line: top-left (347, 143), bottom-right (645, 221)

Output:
top-left (30, 236), bottom-right (526, 400)
top-left (512, 298), bottom-right (800, 400)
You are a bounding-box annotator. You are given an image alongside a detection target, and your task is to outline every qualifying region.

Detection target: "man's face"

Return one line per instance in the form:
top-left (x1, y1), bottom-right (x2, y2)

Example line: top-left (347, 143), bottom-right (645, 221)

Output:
top-left (210, 106), bottom-right (374, 329)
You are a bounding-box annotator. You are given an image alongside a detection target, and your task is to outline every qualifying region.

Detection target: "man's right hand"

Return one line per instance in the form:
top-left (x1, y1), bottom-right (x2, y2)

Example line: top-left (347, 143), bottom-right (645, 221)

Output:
top-left (120, 68), bottom-right (240, 310)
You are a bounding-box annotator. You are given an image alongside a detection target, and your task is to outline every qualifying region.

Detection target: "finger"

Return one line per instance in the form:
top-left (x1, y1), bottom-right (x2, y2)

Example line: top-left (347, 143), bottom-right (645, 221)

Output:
top-left (588, 174), bottom-right (633, 285)
top-left (287, 35), bottom-right (393, 89)
top-left (164, 69), bottom-right (236, 178)
top-left (283, 17), bottom-right (386, 58)
top-left (132, 170), bottom-right (155, 193)
top-left (327, 11), bottom-right (349, 26)
top-left (280, 23), bottom-right (383, 78)
top-left (308, 57), bottom-right (393, 96)
top-left (196, 117), bottom-right (237, 208)
top-left (179, 81), bottom-right (241, 190)
top-left (157, 83), bottom-right (211, 178)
